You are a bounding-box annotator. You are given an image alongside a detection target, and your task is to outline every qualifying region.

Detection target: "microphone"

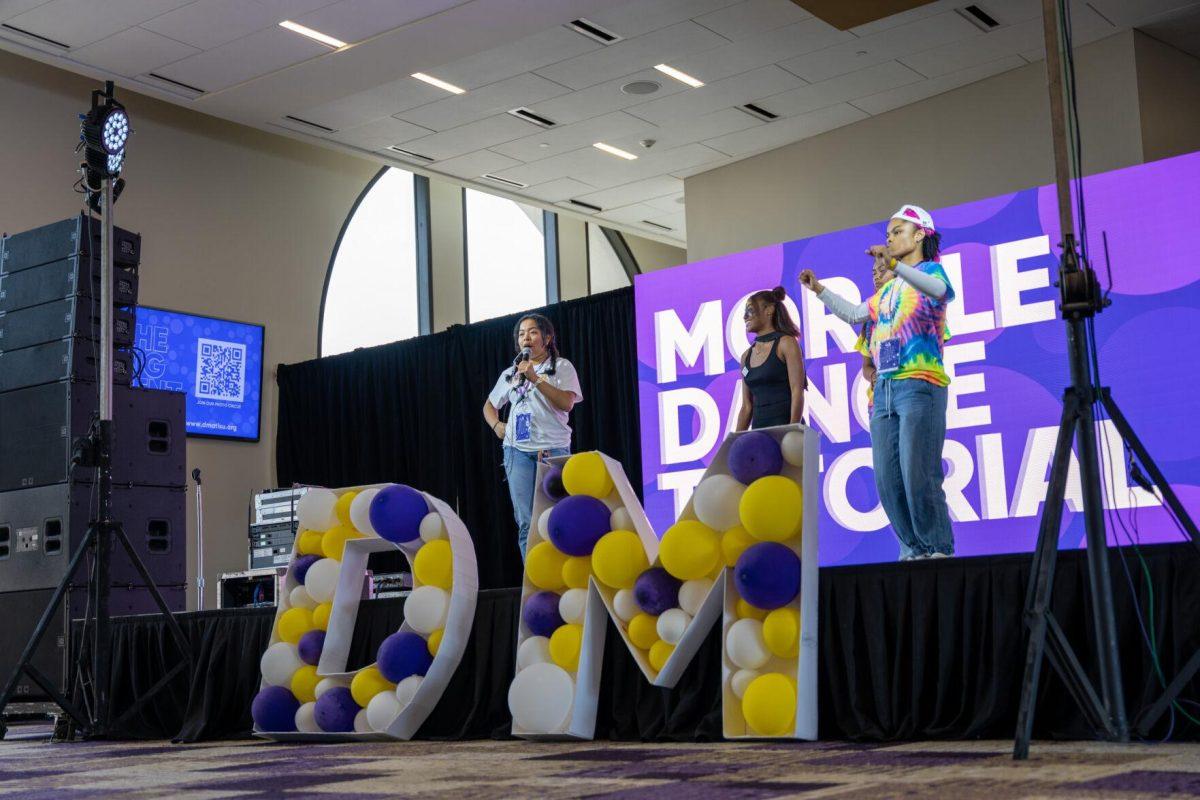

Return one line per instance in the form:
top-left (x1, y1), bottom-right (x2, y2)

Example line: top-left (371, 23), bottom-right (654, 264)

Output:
top-left (513, 347), bottom-right (532, 384)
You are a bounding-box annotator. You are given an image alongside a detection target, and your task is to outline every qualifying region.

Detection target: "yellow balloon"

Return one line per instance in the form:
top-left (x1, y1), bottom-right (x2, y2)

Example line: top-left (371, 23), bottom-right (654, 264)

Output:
top-left (350, 666), bottom-right (395, 707)
top-left (322, 525), bottom-right (363, 561)
top-left (562, 452), bottom-right (614, 498)
top-left (334, 490), bottom-right (358, 528)
top-left (649, 640), bottom-right (675, 672)
top-left (312, 602), bottom-right (332, 631)
top-left (591, 530), bottom-right (648, 589)
top-left (278, 607), bottom-right (313, 644)
top-left (742, 672), bottom-right (796, 736)
top-left (427, 628), bottom-right (444, 657)
top-left (735, 598), bottom-right (766, 621)
top-left (414, 539), bottom-right (453, 589)
top-left (739, 476), bottom-right (803, 542)
top-left (627, 613), bottom-right (659, 650)
top-left (762, 608), bottom-right (801, 658)
top-left (526, 541), bottom-right (568, 590)
top-left (721, 526), bottom-right (755, 567)
top-left (290, 665), bottom-right (320, 703)
top-left (659, 520), bottom-right (720, 580)
top-left (297, 529), bottom-right (325, 556)
top-left (549, 623), bottom-right (583, 672)
top-left (562, 556), bottom-right (593, 590)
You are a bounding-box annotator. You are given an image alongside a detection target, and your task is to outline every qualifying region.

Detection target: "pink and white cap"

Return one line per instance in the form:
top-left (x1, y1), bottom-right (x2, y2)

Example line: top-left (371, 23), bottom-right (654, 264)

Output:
top-left (890, 204), bottom-right (935, 233)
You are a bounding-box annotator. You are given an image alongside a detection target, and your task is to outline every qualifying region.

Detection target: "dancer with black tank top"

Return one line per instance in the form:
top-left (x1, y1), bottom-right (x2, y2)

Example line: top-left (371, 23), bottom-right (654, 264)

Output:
top-left (735, 287), bottom-right (806, 431)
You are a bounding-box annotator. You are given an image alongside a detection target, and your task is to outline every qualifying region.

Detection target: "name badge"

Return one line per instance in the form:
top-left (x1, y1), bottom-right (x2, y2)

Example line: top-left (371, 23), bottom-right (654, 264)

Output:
top-left (514, 412), bottom-right (532, 443)
top-left (877, 338), bottom-right (901, 375)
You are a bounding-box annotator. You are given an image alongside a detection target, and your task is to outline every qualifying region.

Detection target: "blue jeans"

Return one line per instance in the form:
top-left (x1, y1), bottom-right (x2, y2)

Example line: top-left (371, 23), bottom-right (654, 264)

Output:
top-left (870, 377), bottom-right (955, 558)
top-left (503, 445), bottom-right (570, 560)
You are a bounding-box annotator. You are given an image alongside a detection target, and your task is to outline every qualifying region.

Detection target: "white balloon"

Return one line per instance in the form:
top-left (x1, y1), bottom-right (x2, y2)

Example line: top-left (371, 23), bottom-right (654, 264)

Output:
top-left (349, 488), bottom-right (380, 536)
top-left (353, 708), bottom-right (372, 733)
top-left (537, 506), bottom-right (554, 541)
top-left (517, 636), bottom-right (552, 670)
top-left (559, 588), bottom-right (587, 625)
top-left (678, 579), bottom-right (714, 617)
top-left (395, 675), bottom-right (423, 708)
top-left (726, 618), bottom-right (771, 670)
top-left (297, 488), bottom-right (338, 531)
top-left (730, 669), bottom-right (760, 700)
top-left (403, 585), bottom-right (449, 635)
top-left (260, 642), bottom-right (302, 687)
top-left (656, 608), bottom-right (692, 645)
top-left (304, 558), bottom-right (340, 604)
top-left (419, 512), bottom-right (447, 542)
top-left (508, 662), bottom-right (574, 733)
top-left (295, 702), bottom-right (320, 733)
top-left (781, 431), bottom-right (805, 467)
top-left (315, 677), bottom-right (349, 699)
top-left (366, 690), bottom-right (401, 732)
top-left (610, 507), bottom-right (634, 532)
top-left (289, 585), bottom-right (317, 610)
top-left (613, 589), bottom-right (639, 623)
top-left (692, 474), bottom-right (746, 531)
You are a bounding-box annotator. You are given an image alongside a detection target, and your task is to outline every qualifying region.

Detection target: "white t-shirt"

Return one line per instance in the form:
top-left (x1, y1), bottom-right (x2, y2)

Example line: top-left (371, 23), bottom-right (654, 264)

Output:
top-left (488, 357), bottom-right (582, 451)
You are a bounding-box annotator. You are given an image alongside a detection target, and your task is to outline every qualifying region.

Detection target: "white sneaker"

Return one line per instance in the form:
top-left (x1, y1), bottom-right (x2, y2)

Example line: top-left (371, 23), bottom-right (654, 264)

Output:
top-left (927, 552), bottom-right (950, 559)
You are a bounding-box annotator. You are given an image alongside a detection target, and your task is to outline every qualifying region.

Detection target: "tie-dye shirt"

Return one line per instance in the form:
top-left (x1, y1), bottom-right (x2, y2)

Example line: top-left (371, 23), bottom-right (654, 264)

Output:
top-left (855, 261), bottom-right (955, 387)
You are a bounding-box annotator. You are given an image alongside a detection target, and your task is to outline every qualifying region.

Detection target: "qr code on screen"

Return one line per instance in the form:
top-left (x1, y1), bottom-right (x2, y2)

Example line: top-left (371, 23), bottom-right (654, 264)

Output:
top-left (196, 338), bottom-right (246, 402)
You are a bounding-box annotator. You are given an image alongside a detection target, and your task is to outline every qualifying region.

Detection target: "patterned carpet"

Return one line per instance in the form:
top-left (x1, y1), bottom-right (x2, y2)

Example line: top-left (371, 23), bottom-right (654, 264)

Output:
top-left (2, 732), bottom-right (1199, 798)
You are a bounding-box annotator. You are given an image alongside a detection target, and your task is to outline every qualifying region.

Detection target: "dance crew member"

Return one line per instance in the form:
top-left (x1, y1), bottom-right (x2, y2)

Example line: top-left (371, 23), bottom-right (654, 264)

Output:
top-left (799, 205), bottom-right (956, 560)
top-left (735, 287), bottom-right (807, 431)
top-left (483, 314), bottom-right (582, 560)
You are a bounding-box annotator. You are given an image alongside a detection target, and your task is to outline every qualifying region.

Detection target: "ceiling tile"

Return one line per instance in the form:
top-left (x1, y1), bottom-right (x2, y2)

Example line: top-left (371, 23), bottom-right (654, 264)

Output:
top-left (401, 73), bottom-right (571, 132)
top-left (491, 111), bottom-right (655, 162)
top-left (534, 20), bottom-right (730, 90)
top-left (574, 175), bottom-right (684, 207)
top-left (155, 26), bottom-right (329, 92)
top-left (1013, 1), bottom-right (1121, 59)
top-left (625, 64), bottom-right (804, 125)
top-left (643, 193), bottom-right (686, 214)
top-left (667, 18), bottom-right (852, 84)
top-left (779, 10), bottom-right (981, 83)
top-left (900, 18), bottom-right (1044, 77)
top-left (140, 0), bottom-right (281, 51)
top-left (523, 177), bottom-right (595, 202)
top-left (703, 102), bottom-right (867, 157)
top-left (493, 142), bottom-right (725, 190)
top-left (585, 0), bottom-right (738, 38)
top-left (850, 54), bottom-right (1026, 115)
top-left (332, 115), bottom-right (433, 148)
top-left (300, 77), bottom-right (446, 129)
top-left (606, 107), bottom-right (760, 152)
top-left (70, 26), bottom-right (200, 77)
top-left (692, 0), bottom-right (812, 40)
top-left (6, 0), bottom-right (193, 47)
top-left (598, 202), bottom-right (663, 225)
top-left (433, 149), bottom-right (523, 178)
top-left (432, 24), bottom-right (600, 90)
top-left (297, 0), bottom-right (468, 44)
top-left (394, 113), bottom-right (543, 160)
top-left (759, 61), bottom-right (925, 117)
top-left (253, 0), bottom-right (337, 15)
top-left (525, 68), bottom-right (686, 126)
top-left (642, 209), bottom-right (686, 232)
top-left (0, 1), bottom-right (51, 22)
top-left (1087, 0), bottom-right (1199, 27)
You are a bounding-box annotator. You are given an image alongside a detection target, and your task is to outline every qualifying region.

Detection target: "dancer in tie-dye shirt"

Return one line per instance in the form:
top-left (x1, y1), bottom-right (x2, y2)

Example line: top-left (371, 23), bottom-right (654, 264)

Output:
top-left (799, 204), bottom-right (955, 560)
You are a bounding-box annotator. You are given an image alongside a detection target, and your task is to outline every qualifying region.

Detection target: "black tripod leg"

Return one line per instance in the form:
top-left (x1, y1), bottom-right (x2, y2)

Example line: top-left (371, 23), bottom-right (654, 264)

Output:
top-left (1015, 394), bottom-right (1079, 760)
top-left (113, 524), bottom-right (193, 661)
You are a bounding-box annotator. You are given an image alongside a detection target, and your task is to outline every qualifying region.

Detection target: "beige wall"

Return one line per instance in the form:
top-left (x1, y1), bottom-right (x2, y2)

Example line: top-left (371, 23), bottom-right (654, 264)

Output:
top-left (626, 233), bottom-right (687, 273)
top-left (1134, 31), bottom-right (1200, 163)
top-left (684, 32), bottom-right (1145, 261)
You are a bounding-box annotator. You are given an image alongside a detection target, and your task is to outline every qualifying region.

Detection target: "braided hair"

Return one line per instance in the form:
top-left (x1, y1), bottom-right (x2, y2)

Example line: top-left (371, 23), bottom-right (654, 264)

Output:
top-left (508, 313), bottom-right (559, 380)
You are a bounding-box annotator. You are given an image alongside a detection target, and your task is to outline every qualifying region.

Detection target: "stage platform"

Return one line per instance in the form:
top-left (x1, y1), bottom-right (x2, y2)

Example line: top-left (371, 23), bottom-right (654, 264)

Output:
top-left (63, 544), bottom-right (1200, 743)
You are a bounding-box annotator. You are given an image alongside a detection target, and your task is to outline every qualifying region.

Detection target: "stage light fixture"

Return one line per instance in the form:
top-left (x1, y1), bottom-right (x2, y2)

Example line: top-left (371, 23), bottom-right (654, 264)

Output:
top-left (80, 85), bottom-right (129, 179)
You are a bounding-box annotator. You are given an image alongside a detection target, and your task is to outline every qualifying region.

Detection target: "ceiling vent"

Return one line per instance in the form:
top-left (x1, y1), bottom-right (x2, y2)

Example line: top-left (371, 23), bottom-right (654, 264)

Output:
top-left (566, 18), bottom-right (622, 45)
top-left (955, 5), bottom-right (1000, 31)
top-left (480, 174), bottom-right (528, 189)
top-left (145, 73), bottom-right (206, 97)
top-left (386, 146), bottom-right (434, 162)
top-left (568, 199), bottom-right (603, 213)
top-left (738, 102), bottom-right (779, 122)
top-left (282, 115), bottom-right (335, 133)
top-left (641, 220), bottom-right (673, 232)
top-left (1, 23), bottom-right (69, 49)
top-left (621, 80), bottom-right (661, 96)
top-left (507, 107), bottom-right (557, 128)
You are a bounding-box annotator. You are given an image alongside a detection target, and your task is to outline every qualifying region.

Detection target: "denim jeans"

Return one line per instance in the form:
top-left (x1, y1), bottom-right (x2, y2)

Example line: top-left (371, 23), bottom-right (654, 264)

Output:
top-left (870, 377), bottom-right (955, 558)
top-left (504, 445), bottom-right (571, 560)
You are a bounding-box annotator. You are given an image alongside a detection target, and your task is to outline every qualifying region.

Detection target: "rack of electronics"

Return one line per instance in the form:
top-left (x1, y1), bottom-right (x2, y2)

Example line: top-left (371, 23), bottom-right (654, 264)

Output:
top-left (0, 215), bottom-right (186, 702)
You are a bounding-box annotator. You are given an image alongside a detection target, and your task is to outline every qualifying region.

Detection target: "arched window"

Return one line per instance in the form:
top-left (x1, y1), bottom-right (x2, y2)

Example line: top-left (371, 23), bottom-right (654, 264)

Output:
top-left (587, 223), bottom-right (632, 292)
top-left (320, 168), bottom-right (419, 356)
top-left (464, 188), bottom-right (546, 322)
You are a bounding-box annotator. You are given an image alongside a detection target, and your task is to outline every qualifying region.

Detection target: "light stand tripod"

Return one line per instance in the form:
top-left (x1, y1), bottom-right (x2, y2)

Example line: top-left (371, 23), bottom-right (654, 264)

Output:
top-left (1012, 0), bottom-right (1200, 759)
top-left (0, 84), bottom-right (193, 741)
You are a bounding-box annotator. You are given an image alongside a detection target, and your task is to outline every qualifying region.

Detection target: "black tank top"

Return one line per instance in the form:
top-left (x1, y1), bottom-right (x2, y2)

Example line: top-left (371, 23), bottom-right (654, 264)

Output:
top-left (743, 332), bottom-right (791, 429)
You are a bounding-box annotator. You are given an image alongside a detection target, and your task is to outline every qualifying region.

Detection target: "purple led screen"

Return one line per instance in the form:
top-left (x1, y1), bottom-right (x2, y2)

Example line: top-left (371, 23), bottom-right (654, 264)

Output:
top-left (635, 152), bottom-right (1200, 566)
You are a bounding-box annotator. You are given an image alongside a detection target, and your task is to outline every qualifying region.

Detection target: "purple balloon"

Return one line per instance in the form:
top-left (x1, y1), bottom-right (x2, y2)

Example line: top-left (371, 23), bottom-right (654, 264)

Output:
top-left (314, 686), bottom-right (358, 732)
top-left (376, 631), bottom-right (433, 683)
top-left (298, 629), bottom-right (325, 666)
top-left (523, 590), bottom-right (564, 637)
top-left (634, 567), bottom-right (681, 616)
top-left (369, 484), bottom-right (429, 543)
top-left (734, 542), bottom-right (800, 611)
top-left (547, 495), bottom-right (610, 557)
top-left (728, 431), bottom-right (783, 485)
top-left (251, 685), bottom-right (299, 732)
top-left (291, 554), bottom-right (319, 585)
top-left (542, 466), bottom-right (567, 501)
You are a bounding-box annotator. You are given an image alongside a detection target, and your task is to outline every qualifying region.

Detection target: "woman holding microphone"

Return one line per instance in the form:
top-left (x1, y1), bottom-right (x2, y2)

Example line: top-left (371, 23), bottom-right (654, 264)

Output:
top-left (482, 314), bottom-right (582, 560)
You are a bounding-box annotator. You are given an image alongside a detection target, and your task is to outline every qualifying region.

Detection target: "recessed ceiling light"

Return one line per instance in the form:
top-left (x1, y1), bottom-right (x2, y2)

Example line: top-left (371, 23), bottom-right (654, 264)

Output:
top-left (654, 63), bottom-right (704, 88)
top-left (279, 20), bottom-right (346, 49)
top-left (411, 72), bottom-right (466, 95)
top-left (593, 142), bottom-right (638, 160)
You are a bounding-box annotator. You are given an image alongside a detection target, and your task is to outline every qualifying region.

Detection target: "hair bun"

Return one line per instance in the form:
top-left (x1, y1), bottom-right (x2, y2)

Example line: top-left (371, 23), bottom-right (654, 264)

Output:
top-left (771, 286), bottom-right (786, 300)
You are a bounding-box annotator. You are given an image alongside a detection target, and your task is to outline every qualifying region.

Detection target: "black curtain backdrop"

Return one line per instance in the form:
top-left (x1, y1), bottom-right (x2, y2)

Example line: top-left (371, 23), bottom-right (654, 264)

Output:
top-left (277, 288), bottom-right (641, 590)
